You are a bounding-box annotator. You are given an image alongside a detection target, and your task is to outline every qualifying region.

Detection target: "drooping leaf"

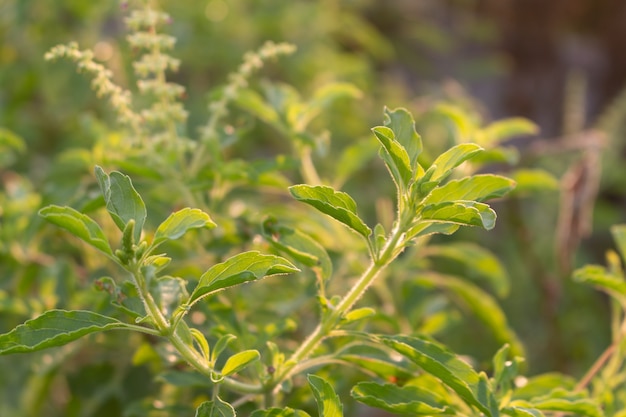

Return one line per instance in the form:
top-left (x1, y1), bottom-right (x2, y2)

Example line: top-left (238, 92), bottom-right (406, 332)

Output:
top-left (262, 218), bottom-right (333, 282)
top-left (424, 242), bottom-right (510, 297)
top-left (153, 208), bottom-right (216, 247)
top-left (221, 350), bottom-right (260, 376)
top-left (423, 175), bottom-right (515, 205)
top-left (372, 126), bottom-right (413, 192)
top-left (414, 273), bottom-right (524, 357)
top-left (308, 374), bottom-right (343, 417)
top-left (250, 408), bottom-right (311, 417)
top-left (351, 382), bottom-right (454, 415)
top-left (429, 143), bottom-right (483, 182)
top-left (195, 397), bottom-right (236, 417)
top-left (379, 334), bottom-right (499, 417)
top-left (289, 185), bottom-right (371, 238)
top-left (39, 205), bottom-right (113, 256)
top-left (420, 201), bottom-right (497, 230)
top-left (188, 251), bottom-right (298, 307)
top-left (95, 166), bottom-right (146, 242)
top-left (383, 107), bottom-right (423, 170)
top-left (0, 310), bottom-right (129, 354)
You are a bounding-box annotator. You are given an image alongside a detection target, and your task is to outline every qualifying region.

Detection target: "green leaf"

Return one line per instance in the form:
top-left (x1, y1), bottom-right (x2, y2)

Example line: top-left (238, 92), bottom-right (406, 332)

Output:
top-left (406, 222), bottom-right (460, 240)
top-left (308, 374), bottom-right (343, 417)
top-left (188, 251), bottom-right (299, 306)
top-left (477, 118), bottom-right (538, 147)
top-left (337, 343), bottom-right (417, 383)
top-left (351, 382), bottom-right (454, 415)
top-left (221, 349), bottom-right (260, 376)
top-left (429, 143), bottom-right (483, 182)
top-left (250, 408), bottom-right (311, 417)
top-left (0, 310), bottom-right (128, 354)
top-left (195, 397), bottom-right (236, 417)
top-left (611, 225), bottom-right (626, 263)
top-left (211, 334), bottom-right (237, 365)
top-left (235, 88), bottom-right (281, 126)
top-left (512, 374), bottom-right (577, 401)
top-left (423, 175), bottom-right (515, 205)
top-left (415, 273), bottom-right (524, 357)
top-left (383, 107), bottom-right (423, 170)
top-left (502, 405), bottom-right (545, 417)
top-left (379, 334), bottom-right (498, 417)
top-left (289, 185), bottom-right (371, 238)
top-left (95, 166), bottom-right (146, 242)
top-left (372, 126), bottom-right (413, 192)
top-left (39, 205), bottom-right (113, 256)
top-left (508, 169), bottom-right (559, 195)
top-left (531, 393), bottom-right (603, 417)
top-left (420, 201), bottom-right (497, 230)
top-left (573, 265), bottom-right (626, 305)
top-left (153, 208), bottom-right (216, 247)
top-left (262, 218), bottom-right (332, 282)
top-left (424, 243), bottom-right (510, 297)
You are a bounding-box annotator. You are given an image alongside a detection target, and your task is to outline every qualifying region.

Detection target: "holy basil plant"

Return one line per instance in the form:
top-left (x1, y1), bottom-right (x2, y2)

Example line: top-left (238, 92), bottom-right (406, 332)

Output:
top-left (0, 105), bottom-right (605, 417)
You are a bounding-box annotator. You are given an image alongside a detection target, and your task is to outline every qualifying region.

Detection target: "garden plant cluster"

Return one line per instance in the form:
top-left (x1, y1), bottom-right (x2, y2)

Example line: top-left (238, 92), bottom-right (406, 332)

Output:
top-left (2, 1), bottom-right (626, 417)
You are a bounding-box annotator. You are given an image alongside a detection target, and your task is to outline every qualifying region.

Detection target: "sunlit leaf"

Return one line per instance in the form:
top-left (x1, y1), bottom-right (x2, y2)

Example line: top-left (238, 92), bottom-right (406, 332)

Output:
top-left (423, 175), bottom-right (515, 205)
top-left (308, 374), bottom-right (343, 417)
top-left (372, 126), bottom-right (413, 192)
top-left (188, 251), bottom-right (299, 307)
top-left (0, 310), bottom-right (129, 354)
top-left (95, 166), bottom-right (146, 242)
top-left (383, 107), bottom-right (423, 170)
top-left (153, 208), bottom-right (216, 247)
top-left (39, 205), bottom-right (113, 256)
top-left (351, 382), bottom-right (454, 415)
top-left (221, 350), bottom-right (260, 376)
top-left (420, 201), bottom-right (496, 230)
top-left (289, 185), bottom-right (371, 238)
top-left (429, 143), bottom-right (483, 182)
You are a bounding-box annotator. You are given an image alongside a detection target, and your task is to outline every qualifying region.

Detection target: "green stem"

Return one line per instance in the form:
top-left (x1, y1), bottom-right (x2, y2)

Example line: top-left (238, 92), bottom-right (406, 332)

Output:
top-left (272, 219), bottom-right (408, 388)
top-left (130, 264), bottom-right (263, 394)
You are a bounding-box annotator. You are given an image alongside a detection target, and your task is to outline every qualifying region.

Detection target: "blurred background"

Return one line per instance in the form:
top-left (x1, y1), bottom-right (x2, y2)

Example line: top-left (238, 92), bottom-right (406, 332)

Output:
top-left (2, 0), bottom-right (626, 415)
